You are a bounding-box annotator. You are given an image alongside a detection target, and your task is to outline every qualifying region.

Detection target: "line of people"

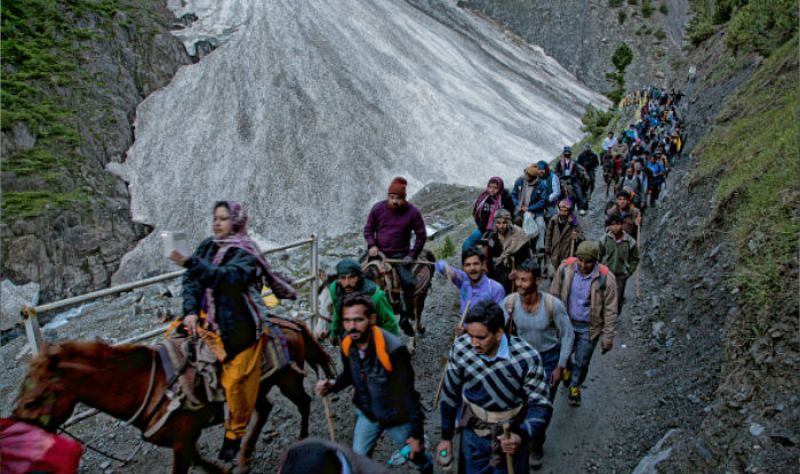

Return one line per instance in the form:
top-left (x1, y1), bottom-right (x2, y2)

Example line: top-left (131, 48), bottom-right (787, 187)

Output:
top-left (304, 90), bottom-right (683, 473)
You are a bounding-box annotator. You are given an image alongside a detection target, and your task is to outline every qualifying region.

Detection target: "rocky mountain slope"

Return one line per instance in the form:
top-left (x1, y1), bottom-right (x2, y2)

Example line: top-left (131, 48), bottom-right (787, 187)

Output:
top-left (1, 0), bottom-right (191, 305)
top-left (459, 0), bottom-right (691, 92)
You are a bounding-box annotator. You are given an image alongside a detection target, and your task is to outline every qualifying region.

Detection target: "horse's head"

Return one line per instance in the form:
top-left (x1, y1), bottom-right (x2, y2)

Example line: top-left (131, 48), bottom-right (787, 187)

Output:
top-left (13, 340), bottom-right (123, 431)
top-left (13, 342), bottom-right (78, 431)
top-left (362, 261), bottom-right (389, 293)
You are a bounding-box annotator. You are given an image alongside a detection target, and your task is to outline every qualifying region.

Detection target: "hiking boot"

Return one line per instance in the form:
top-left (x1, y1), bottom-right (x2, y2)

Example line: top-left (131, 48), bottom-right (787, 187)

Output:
top-left (568, 386), bottom-right (581, 406)
top-left (561, 367), bottom-right (571, 387)
top-left (218, 437), bottom-right (241, 462)
top-left (529, 444), bottom-right (544, 470)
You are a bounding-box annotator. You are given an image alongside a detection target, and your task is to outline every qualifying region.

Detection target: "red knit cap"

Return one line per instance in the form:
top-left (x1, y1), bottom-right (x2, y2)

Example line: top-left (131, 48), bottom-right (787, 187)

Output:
top-left (388, 176), bottom-right (407, 198)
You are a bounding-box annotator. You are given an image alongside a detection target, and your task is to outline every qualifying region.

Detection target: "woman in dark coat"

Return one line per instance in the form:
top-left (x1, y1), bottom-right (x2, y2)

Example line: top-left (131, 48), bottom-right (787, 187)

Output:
top-left (463, 177), bottom-right (514, 252)
top-left (169, 201), bottom-right (296, 461)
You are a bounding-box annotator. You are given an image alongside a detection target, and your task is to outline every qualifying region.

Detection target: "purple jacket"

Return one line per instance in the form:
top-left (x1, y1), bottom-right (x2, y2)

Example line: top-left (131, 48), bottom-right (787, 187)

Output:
top-left (363, 201), bottom-right (427, 258)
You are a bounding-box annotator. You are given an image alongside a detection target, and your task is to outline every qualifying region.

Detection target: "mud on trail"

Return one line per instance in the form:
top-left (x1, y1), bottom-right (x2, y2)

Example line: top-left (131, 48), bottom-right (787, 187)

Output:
top-left (0, 180), bottom-right (694, 473)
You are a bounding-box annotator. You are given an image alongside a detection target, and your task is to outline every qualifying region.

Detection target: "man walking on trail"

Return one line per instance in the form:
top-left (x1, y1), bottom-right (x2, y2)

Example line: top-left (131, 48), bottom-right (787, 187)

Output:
top-left (544, 198), bottom-right (584, 274)
top-left (436, 301), bottom-right (551, 474)
top-left (646, 153), bottom-right (666, 208)
top-left (327, 258), bottom-right (398, 344)
top-left (536, 160), bottom-right (561, 219)
top-left (553, 146), bottom-right (589, 215)
top-left (502, 260), bottom-right (574, 470)
top-left (602, 131), bottom-right (618, 152)
top-left (511, 164), bottom-right (550, 263)
top-left (364, 176), bottom-right (427, 336)
top-left (550, 242), bottom-right (618, 406)
top-left (577, 144), bottom-right (600, 199)
top-left (606, 190), bottom-right (642, 237)
top-left (599, 215), bottom-right (639, 313)
top-left (435, 247), bottom-right (505, 316)
top-left (315, 293), bottom-right (433, 473)
top-left (483, 209), bottom-right (533, 293)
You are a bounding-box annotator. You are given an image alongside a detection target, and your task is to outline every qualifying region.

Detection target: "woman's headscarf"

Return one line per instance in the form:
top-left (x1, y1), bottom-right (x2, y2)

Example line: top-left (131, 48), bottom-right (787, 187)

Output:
top-left (473, 177), bottom-right (504, 230)
top-left (213, 201), bottom-right (297, 300)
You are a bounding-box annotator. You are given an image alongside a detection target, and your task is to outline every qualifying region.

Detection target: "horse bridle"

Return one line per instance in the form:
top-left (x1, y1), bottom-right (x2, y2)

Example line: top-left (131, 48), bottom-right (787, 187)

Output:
top-left (122, 350), bottom-right (158, 427)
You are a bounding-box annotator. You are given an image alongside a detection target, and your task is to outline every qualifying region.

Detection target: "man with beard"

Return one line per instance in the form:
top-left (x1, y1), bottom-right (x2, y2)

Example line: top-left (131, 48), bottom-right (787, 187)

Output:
top-left (327, 258), bottom-right (398, 345)
top-left (553, 146), bottom-right (589, 215)
top-left (435, 247), bottom-right (505, 316)
top-left (364, 177), bottom-right (427, 336)
top-left (502, 259), bottom-right (573, 470)
top-left (544, 198), bottom-right (584, 274)
top-left (483, 209), bottom-right (532, 292)
top-left (315, 293), bottom-right (433, 473)
top-left (550, 242), bottom-right (618, 407)
top-left (436, 301), bottom-right (550, 473)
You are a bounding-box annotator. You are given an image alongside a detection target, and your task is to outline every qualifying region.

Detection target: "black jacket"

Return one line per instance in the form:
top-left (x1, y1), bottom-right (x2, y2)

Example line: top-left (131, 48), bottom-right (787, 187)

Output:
top-left (577, 150), bottom-right (600, 173)
top-left (331, 327), bottom-right (424, 440)
top-left (182, 237), bottom-right (264, 357)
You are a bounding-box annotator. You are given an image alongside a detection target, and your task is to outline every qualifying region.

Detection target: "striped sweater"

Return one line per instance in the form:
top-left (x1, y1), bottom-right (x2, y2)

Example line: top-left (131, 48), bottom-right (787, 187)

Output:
top-left (439, 335), bottom-right (551, 440)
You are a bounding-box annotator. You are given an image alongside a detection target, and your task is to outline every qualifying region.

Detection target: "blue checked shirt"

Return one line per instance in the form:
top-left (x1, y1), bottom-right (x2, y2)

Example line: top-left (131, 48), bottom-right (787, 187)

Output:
top-left (439, 334), bottom-right (551, 440)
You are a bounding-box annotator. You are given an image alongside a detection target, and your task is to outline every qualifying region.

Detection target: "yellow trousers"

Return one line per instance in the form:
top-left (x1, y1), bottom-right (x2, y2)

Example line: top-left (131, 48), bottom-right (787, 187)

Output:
top-left (220, 336), bottom-right (264, 440)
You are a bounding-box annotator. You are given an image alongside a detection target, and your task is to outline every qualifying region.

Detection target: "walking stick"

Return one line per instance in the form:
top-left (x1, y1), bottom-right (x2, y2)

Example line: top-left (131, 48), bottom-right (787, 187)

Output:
top-left (636, 224), bottom-right (641, 298)
top-left (385, 258), bottom-right (435, 266)
top-left (432, 301), bottom-right (472, 407)
top-left (502, 423), bottom-right (515, 474)
top-left (322, 396), bottom-right (336, 442)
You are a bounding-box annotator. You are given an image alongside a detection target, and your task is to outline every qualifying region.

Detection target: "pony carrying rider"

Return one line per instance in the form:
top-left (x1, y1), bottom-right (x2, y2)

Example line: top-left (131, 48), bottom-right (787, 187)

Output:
top-left (169, 200), bottom-right (296, 461)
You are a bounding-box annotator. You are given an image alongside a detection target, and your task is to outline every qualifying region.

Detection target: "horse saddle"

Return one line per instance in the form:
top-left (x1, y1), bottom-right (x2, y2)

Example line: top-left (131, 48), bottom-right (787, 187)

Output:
top-left (156, 319), bottom-right (293, 411)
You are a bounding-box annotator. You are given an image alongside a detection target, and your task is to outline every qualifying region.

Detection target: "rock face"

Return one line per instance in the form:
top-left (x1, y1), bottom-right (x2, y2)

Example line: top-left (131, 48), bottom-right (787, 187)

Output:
top-left (0, 2), bottom-right (192, 302)
top-left (459, 0), bottom-right (691, 91)
top-left (111, 0), bottom-right (608, 283)
top-left (0, 280), bottom-right (40, 332)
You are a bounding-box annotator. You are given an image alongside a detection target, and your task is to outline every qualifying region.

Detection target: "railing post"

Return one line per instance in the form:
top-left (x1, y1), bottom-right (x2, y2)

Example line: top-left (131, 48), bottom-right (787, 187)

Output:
top-left (21, 306), bottom-right (43, 356)
top-left (310, 234), bottom-right (319, 331)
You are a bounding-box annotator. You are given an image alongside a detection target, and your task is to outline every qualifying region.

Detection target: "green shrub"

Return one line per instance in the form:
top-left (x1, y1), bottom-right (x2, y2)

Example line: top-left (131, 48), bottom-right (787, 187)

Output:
top-left (726, 0), bottom-right (798, 54)
top-left (608, 0), bottom-right (624, 7)
top-left (580, 106), bottom-right (615, 139)
top-left (654, 29), bottom-right (667, 40)
top-left (618, 10), bottom-right (627, 24)
top-left (440, 236), bottom-right (457, 260)
top-left (659, 3), bottom-right (668, 15)
top-left (612, 43), bottom-right (634, 71)
top-left (713, 0), bottom-right (747, 24)
top-left (627, 0), bottom-right (638, 5)
top-left (641, 0), bottom-right (654, 17)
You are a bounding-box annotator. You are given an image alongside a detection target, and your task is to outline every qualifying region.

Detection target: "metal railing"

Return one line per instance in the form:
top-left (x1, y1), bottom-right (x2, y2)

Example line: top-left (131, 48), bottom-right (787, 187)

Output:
top-left (20, 235), bottom-right (321, 356)
top-left (20, 234), bottom-right (321, 434)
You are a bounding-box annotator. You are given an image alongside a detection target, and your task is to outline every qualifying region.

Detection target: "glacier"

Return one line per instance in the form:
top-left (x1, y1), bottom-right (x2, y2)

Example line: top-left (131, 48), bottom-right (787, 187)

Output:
top-left (110, 0), bottom-right (608, 282)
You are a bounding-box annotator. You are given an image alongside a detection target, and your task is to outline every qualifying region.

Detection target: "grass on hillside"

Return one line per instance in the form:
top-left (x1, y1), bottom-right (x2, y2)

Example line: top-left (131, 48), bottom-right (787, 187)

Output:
top-left (1, 0), bottom-right (158, 220)
top-left (693, 37), bottom-right (799, 330)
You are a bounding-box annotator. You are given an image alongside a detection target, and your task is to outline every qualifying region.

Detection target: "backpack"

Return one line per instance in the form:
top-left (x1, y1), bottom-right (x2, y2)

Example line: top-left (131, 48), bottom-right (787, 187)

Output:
top-left (505, 293), bottom-right (557, 338)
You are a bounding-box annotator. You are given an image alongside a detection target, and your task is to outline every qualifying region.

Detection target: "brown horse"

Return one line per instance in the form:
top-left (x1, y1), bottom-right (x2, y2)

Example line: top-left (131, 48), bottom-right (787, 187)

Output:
top-left (13, 319), bottom-right (335, 474)
top-left (362, 250), bottom-right (434, 346)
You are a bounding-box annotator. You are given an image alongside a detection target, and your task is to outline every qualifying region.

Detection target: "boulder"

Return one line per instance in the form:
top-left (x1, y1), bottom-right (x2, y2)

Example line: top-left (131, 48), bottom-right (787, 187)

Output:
top-left (0, 280), bottom-right (40, 332)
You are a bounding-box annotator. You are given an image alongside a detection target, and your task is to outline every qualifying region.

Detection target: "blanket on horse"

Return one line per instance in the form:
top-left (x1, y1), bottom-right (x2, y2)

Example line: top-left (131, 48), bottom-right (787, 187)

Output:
top-left (157, 318), bottom-right (293, 411)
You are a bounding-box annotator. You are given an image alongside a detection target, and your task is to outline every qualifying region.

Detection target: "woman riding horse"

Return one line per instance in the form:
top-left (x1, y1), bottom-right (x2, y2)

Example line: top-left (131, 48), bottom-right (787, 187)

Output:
top-left (169, 200), bottom-right (296, 462)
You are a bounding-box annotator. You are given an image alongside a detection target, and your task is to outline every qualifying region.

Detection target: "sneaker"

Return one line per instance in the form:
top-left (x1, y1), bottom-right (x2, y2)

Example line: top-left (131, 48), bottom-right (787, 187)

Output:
top-left (561, 367), bottom-right (571, 387)
top-left (529, 444), bottom-right (544, 470)
top-left (218, 437), bottom-right (241, 462)
top-left (568, 386), bottom-right (581, 406)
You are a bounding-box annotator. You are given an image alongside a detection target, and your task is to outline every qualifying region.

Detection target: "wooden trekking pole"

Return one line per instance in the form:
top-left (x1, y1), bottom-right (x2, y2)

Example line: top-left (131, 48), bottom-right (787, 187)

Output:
top-left (502, 423), bottom-right (514, 474)
top-left (432, 301), bottom-right (472, 407)
top-left (322, 396), bottom-right (336, 442)
top-left (636, 224), bottom-right (642, 298)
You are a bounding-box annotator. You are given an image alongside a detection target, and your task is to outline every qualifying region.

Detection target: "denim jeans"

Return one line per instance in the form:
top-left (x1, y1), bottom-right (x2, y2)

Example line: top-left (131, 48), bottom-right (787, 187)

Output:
top-left (567, 322), bottom-right (599, 388)
top-left (351, 409), bottom-right (432, 472)
top-left (461, 428), bottom-right (528, 474)
top-left (463, 228), bottom-right (484, 252)
top-left (529, 346), bottom-right (559, 452)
